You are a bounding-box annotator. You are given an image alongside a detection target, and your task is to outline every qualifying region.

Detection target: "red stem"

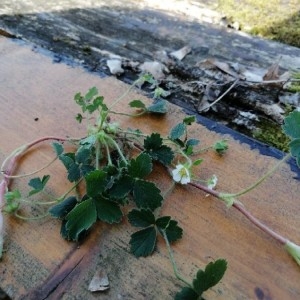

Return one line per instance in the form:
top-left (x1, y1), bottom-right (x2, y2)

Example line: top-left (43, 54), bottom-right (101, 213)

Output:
top-left (0, 136), bottom-right (71, 252)
top-left (189, 182), bottom-right (288, 245)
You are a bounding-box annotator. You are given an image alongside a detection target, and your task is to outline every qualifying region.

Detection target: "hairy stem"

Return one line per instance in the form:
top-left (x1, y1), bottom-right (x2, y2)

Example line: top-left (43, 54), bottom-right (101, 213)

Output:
top-left (226, 153), bottom-right (291, 198)
top-left (189, 181), bottom-right (288, 245)
top-left (0, 136), bottom-right (72, 257)
top-left (162, 230), bottom-right (192, 288)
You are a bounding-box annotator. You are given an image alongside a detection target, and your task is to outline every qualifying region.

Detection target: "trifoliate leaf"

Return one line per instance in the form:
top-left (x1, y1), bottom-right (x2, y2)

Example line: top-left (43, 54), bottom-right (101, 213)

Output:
top-left (86, 96), bottom-right (105, 113)
top-left (129, 100), bottom-right (146, 110)
top-left (52, 142), bottom-right (64, 156)
top-left (130, 226), bottom-right (157, 257)
top-left (109, 175), bottom-right (134, 199)
top-left (169, 123), bottom-right (186, 140)
top-left (174, 287), bottom-right (198, 300)
top-left (282, 110), bottom-right (300, 139)
top-left (94, 196), bottom-right (123, 224)
top-left (289, 138), bottom-right (300, 167)
top-left (85, 170), bottom-right (108, 197)
top-left (128, 209), bottom-right (156, 228)
top-left (213, 140), bottom-right (228, 155)
top-left (133, 179), bottom-right (163, 210)
top-left (144, 133), bottom-right (174, 165)
top-left (183, 115), bottom-right (196, 125)
top-left (28, 175), bottom-right (50, 196)
top-left (65, 198), bottom-right (97, 241)
top-left (193, 259), bottom-right (227, 296)
top-left (147, 100), bottom-right (168, 114)
top-left (49, 196), bottom-right (78, 219)
top-left (128, 153), bottom-right (152, 179)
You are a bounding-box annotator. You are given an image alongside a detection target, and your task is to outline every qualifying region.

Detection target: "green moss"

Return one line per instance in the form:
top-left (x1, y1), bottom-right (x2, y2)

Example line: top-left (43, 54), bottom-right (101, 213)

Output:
top-left (215, 0), bottom-right (300, 48)
top-left (253, 119), bottom-right (290, 152)
top-left (288, 72), bottom-right (300, 92)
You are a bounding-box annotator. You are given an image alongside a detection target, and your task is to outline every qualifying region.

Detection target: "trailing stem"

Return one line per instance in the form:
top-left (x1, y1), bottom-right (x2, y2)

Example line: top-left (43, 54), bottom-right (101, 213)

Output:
top-left (0, 136), bottom-right (72, 257)
top-left (162, 230), bottom-right (192, 288)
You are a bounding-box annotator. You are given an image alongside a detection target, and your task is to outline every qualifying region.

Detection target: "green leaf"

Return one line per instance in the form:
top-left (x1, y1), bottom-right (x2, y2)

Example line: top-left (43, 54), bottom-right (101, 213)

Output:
top-left (49, 196), bottom-right (78, 219)
top-left (94, 196), bottom-right (123, 224)
top-left (129, 99), bottom-right (146, 110)
top-left (136, 73), bottom-right (156, 87)
top-left (282, 110), bottom-right (300, 139)
top-left (109, 175), bottom-right (134, 199)
top-left (183, 115), bottom-right (196, 125)
top-left (128, 209), bottom-right (156, 228)
top-left (65, 198), bottom-right (97, 241)
top-left (155, 216), bottom-right (171, 229)
top-left (128, 153), bottom-right (152, 179)
top-left (84, 86), bottom-right (98, 101)
top-left (289, 138), bottom-right (300, 167)
top-left (193, 259), bottom-right (227, 296)
top-left (5, 189), bottom-right (21, 201)
top-left (164, 220), bottom-right (183, 243)
top-left (153, 87), bottom-right (171, 99)
top-left (144, 133), bottom-right (174, 165)
top-left (193, 159), bottom-right (203, 166)
top-left (75, 146), bottom-right (91, 164)
top-left (59, 153), bottom-right (81, 182)
top-left (156, 217), bottom-right (183, 243)
top-left (186, 139), bottom-right (200, 147)
top-left (75, 113), bottom-right (83, 123)
top-left (213, 140), bottom-right (228, 155)
top-left (169, 123), bottom-right (186, 140)
top-left (52, 142), bottom-right (64, 156)
top-left (28, 175), bottom-right (50, 196)
top-left (144, 133), bottom-right (163, 149)
top-left (175, 287), bottom-right (199, 300)
top-left (130, 226), bottom-right (157, 257)
top-left (133, 179), bottom-right (163, 210)
top-left (4, 190), bottom-right (21, 213)
top-left (85, 170), bottom-right (108, 197)
top-left (86, 96), bottom-right (105, 113)
top-left (147, 100), bottom-right (168, 114)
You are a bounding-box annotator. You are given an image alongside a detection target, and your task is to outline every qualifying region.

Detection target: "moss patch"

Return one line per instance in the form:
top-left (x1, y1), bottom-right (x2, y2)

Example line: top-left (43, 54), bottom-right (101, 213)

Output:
top-left (253, 119), bottom-right (290, 152)
top-left (215, 0), bottom-right (300, 48)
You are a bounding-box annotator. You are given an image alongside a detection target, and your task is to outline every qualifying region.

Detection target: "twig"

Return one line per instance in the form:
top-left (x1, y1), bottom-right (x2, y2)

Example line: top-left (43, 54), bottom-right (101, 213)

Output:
top-left (198, 79), bottom-right (239, 112)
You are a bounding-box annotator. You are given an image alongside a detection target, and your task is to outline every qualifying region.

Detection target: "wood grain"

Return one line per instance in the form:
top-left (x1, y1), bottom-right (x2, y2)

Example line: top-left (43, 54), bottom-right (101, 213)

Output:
top-left (0, 37), bottom-right (300, 299)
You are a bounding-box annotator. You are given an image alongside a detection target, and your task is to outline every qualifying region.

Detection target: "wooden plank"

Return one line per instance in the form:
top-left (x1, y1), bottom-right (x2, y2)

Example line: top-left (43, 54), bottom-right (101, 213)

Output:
top-left (0, 37), bottom-right (300, 299)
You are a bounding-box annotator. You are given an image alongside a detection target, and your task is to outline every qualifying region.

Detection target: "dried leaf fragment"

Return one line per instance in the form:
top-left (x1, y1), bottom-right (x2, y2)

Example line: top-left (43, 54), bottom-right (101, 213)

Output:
top-left (263, 62), bottom-right (280, 81)
top-left (170, 46), bottom-right (191, 61)
top-left (88, 270), bottom-right (110, 292)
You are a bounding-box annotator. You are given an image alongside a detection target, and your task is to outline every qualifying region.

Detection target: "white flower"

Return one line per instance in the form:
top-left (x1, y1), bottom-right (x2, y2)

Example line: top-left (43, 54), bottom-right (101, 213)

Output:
top-left (285, 240), bottom-right (300, 266)
top-left (172, 164), bottom-right (191, 184)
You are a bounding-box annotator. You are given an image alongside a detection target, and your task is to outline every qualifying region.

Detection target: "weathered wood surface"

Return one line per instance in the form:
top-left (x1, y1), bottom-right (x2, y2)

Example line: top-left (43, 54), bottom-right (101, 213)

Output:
top-left (0, 37), bottom-right (300, 299)
top-left (1, 0), bottom-right (300, 139)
